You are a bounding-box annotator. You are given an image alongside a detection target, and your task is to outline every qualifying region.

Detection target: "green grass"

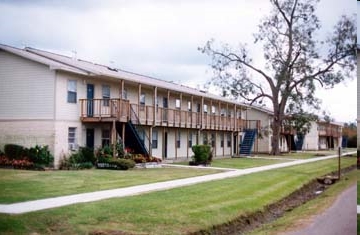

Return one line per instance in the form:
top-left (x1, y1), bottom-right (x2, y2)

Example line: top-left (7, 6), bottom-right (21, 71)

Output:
top-left (0, 167), bottom-right (221, 203)
top-left (248, 169), bottom-right (358, 235)
top-left (0, 157), bottom-right (355, 235)
top-left (210, 157), bottom-right (288, 169)
top-left (255, 149), bottom-right (356, 160)
top-left (173, 157), bottom-right (289, 168)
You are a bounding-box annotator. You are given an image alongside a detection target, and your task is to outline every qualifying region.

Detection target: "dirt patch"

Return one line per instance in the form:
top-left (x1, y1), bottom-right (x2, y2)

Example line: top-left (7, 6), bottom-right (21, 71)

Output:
top-left (188, 164), bottom-right (356, 235)
top-left (90, 230), bottom-right (135, 235)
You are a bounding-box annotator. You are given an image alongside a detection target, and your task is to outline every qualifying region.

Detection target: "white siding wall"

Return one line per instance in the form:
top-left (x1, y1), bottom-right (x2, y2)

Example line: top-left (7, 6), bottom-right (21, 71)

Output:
top-left (303, 121), bottom-right (319, 150)
top-left (0, 120), bottom-right (55, 152)
top-left (151, 127), bottom-right (163, 158)
top-left (55, 71), bottom-right (86, 121)
top-left (0, 51), bottom-right (55, 119)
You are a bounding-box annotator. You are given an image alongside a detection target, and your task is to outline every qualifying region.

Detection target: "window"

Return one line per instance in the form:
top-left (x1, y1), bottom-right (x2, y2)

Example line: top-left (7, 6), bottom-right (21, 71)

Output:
top-left (188, 131), bottom-right (193, 147)
top-left (140, 93), bottom-right (146, 105)
top-left (211, 133), bottom-right (215, 147)
top-left (67, 80), bottom-right (77, 103)
top-left (220, 133), bottom-right (224, 148)
top-left (175, 99), bottom-right (181, 109)
top-left (152, 130), bottom-right (158, 149)
top-left (177, 131), bottom-right (181, 148)
top-left (203, 104), bottom-right (208, 113)
top-left (102, 85), bottom-right (110, 106)
top-left (188, 101), bottom-right (192, 111)
top-left (211, 106), bottom-right (216, 114)
top-left (68, 127), bottom-right (76, 150)
top-left (102, 129), bottom-right (110, 147)
top-left (227, 133), bottom-right (231, 147)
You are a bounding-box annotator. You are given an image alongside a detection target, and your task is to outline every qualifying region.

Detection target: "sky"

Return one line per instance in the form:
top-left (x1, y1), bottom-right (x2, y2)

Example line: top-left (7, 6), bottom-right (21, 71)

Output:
top-left (0, 0), bottom-right (357, 123)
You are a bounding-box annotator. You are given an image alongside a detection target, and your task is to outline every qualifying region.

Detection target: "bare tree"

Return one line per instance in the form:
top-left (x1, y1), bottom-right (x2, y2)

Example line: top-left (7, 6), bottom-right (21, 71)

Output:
top-left (199, 0), bottom-right (356, 155)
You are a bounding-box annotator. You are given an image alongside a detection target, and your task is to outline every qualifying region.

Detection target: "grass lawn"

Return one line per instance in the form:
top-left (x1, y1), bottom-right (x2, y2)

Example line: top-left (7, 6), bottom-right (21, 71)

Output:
top-left (248, 169), bottom-right (358, 235)
top-left (210, 157), bottom-right (288, 169)
top-left (0, 167), bottom-right (221, 203)
top-left (254, 149), bottom-right (356, 160)
top-left (173, 157), bottom-right (289, 168)
top-left (0, 156), bottom-right (355, 235)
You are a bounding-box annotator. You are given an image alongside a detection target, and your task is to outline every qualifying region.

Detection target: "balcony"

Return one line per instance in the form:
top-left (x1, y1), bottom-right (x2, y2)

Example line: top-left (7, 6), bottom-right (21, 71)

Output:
top-left (80, 99), bottom-right (260, 132)
top-left (318, 125), bottom-right (342, 137)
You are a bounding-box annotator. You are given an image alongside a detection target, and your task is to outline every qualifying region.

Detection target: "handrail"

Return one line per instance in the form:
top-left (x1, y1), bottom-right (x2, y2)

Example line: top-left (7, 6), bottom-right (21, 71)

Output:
top-left (129, 105), bottom-right (150, 155)
top-left (79, 99), bottom-right (262, 132)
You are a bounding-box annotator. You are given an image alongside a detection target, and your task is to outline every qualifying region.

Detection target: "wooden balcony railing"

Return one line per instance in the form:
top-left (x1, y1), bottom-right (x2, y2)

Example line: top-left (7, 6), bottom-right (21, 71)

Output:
top-left (318, 126), bottom-right (342, 137)
top-left (80, 99), bottom-right (260, 131)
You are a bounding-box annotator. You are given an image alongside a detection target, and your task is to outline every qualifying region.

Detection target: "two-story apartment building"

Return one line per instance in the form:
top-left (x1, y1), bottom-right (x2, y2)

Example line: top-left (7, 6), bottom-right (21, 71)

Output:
top-left (0, 44), bottom-right (266, 167)
top-left (0, 44), bottom-right (343, 167)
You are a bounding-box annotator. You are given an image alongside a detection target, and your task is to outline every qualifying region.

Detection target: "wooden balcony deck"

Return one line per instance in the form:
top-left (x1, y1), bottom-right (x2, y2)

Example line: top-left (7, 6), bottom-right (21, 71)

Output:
top-left (79, 99), bottom-right (260, 131)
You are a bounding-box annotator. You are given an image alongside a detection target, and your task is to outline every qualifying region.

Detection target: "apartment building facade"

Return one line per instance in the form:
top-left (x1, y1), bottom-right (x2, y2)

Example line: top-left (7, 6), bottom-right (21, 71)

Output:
top-left (0, 44), bottom-right (266, 167)
top-left (0, 44), bottom-right (343, 167)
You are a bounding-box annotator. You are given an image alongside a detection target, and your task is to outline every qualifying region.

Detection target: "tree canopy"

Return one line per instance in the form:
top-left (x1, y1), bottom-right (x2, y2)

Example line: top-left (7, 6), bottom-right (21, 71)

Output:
top-left (200, 0), bottom-right (356, 154)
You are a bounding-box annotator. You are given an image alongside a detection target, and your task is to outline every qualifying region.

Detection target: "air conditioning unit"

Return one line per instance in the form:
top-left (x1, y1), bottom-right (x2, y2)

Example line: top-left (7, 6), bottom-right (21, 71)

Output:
top-left (69, 143), bottom-right (78, 151)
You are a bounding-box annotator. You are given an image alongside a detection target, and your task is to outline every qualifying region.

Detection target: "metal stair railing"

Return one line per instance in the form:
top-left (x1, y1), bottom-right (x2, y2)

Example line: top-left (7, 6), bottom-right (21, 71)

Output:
top-left (129, 105), bottom-right (150, 156)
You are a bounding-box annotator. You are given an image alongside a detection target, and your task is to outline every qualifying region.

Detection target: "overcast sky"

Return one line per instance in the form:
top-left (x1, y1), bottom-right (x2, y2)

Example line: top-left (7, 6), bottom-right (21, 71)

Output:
top-left (0, 0), bottom-right (356, 123)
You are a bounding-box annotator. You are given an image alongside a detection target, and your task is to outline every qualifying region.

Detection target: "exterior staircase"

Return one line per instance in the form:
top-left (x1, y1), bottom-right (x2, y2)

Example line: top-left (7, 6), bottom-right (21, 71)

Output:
top-left (240, 129), bottom-right (257, 155)
top-left (115, 105), bottom-right (150, 157)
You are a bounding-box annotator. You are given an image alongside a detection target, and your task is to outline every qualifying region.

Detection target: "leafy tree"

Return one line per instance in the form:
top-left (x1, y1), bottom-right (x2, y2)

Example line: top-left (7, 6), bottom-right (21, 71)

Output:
top-left (283, 111), bottom-right (318, 135)
top-left (200, 0), bottom-right (356, 155)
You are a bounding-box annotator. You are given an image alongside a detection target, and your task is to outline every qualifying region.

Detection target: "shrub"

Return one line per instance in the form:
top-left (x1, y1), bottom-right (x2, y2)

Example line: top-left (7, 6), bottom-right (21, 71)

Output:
top-left (190, 145), bottom-right (212, 165)
top-left (109, 158), bottom-right (135, 170)
top-left (132, 154), bottom-right (147, 163)
top-left (27, 145), bottom-right (53, 166)
top-left (79, 147), bottom-right (96, 164)
top-left (4, 144), bottom-right (25, 160)
top-left (98, 158), bottom-right (136, 170)
top-left (70, 162), bottom-right (94, 170)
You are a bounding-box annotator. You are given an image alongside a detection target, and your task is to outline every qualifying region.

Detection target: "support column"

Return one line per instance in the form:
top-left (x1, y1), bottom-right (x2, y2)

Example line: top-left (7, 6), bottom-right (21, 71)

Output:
top-left (120, 80), bottom-right (124, 99)
top-left (201, 97), bottom-right (204, 129)
top-left (187, 129), bottom-right (189, 159)
top-left (153, 86), bottom-right (157, 126)
top-left (175, 129), bottom-right (178, 160)
top-left (231, 131), bottom-right (234, 157)
top-left (112, 120), bottom-right (116, 158)
top-left (149, 127), bottom-right (153, 156)
top-left (138, 83), bottom-right (142, 118)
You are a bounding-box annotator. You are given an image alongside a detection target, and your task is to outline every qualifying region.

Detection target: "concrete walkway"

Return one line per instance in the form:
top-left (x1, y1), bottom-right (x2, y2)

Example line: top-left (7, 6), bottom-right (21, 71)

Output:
top-left (0, 152), bottom-right (354, 214)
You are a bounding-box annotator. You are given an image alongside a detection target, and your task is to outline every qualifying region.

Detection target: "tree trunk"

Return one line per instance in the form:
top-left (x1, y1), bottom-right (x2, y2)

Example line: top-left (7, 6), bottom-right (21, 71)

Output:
top-left (271, 118), bottom-right (281, 155)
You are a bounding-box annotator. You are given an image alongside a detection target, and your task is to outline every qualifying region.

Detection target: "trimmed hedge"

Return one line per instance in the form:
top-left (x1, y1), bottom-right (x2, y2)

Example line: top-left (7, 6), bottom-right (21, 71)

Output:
top-left (97, 158), bottom-right (135, 170)
top-left (4, 144), bottom-right (25, 160)
top-left (190, 145), bottom-right (213, 165)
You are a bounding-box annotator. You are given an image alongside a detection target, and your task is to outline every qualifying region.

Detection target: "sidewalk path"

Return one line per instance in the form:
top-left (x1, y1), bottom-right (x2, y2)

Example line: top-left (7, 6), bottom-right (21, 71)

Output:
top-left (285, 183), bottom-right (357, 235)
top-left (0, 152), bottom-right (355, 214)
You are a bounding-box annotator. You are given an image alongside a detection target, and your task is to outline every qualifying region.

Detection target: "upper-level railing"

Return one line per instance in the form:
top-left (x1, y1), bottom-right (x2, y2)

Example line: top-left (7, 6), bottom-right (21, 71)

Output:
top-left (318, 124), bottom-right (342, 137)
top-left (80, 99), bottom-right (260, 131)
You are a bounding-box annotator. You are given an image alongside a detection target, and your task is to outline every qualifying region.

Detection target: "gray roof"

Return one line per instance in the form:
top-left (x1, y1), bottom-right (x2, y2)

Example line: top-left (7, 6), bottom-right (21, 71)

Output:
top-left (0, 44), bottom-right (273, 114)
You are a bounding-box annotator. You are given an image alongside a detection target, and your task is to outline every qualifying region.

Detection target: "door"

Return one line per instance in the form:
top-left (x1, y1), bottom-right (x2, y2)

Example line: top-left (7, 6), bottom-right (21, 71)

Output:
top-left (233, 134), bottom-right (238, 155)
top-left (86, 129), bottom-right (95, 149)
top-left (163, 97), bottom-right (168, 122)
top-left (87, 84), bottom-right (94, 117)
top-left (164, 132), bottom-right (168, 159)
